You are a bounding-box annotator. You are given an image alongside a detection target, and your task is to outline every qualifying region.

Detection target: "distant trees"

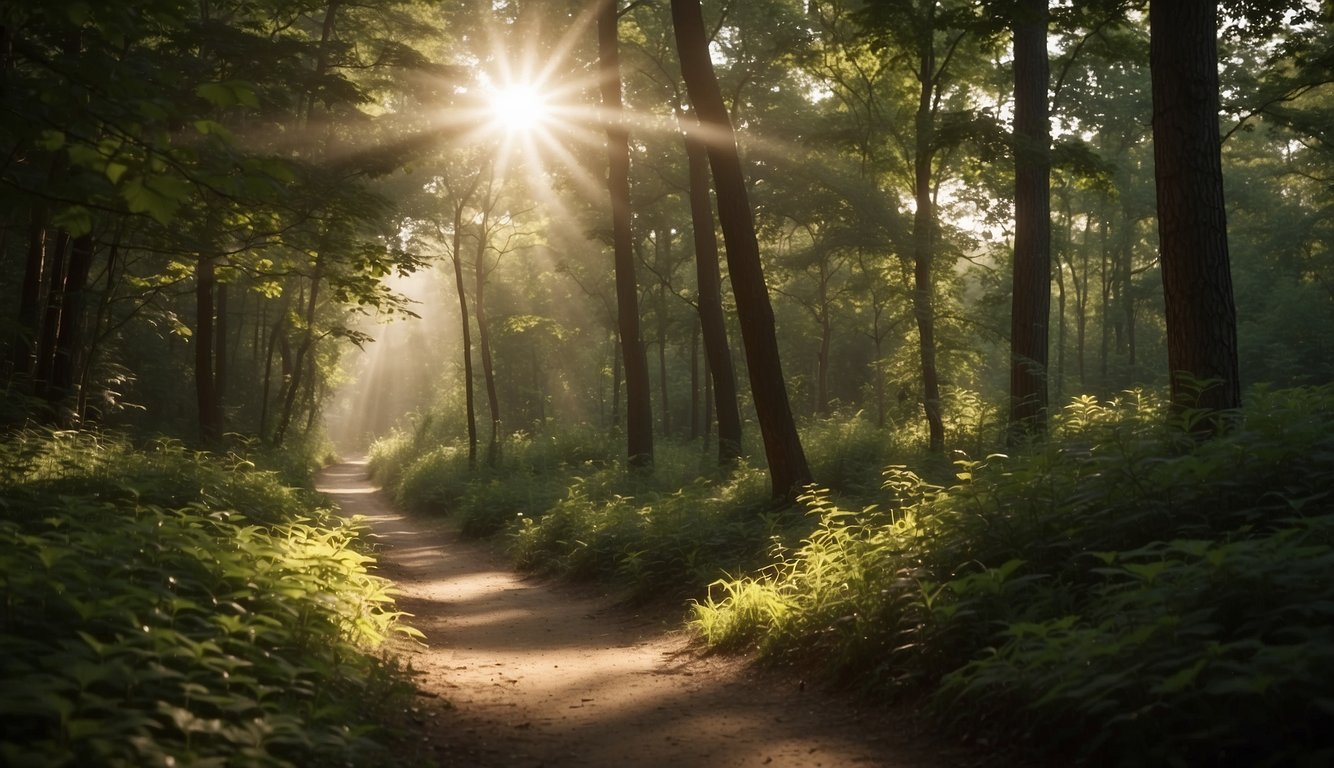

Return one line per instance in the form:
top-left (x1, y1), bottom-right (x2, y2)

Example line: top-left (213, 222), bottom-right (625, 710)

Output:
top-left (0, 0), bottom-right (424, 440)
top-left (5, 0), bottom-right (1330, 467)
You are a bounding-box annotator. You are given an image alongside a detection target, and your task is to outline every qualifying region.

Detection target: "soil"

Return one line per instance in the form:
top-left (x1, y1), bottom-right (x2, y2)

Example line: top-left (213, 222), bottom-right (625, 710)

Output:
top-left (316, 461), bottom-right (963, 768)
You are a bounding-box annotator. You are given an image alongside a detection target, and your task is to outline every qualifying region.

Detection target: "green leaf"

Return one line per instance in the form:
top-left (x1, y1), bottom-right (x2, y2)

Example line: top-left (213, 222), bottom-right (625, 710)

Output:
top-left (196, 82), bottom-right (236, 108)
top-left (105, 161), bottom-right (129, 184)
top-left (40, 130), bottom-right (66, 151)
top-left (51, 206), bottom-right (94, 237)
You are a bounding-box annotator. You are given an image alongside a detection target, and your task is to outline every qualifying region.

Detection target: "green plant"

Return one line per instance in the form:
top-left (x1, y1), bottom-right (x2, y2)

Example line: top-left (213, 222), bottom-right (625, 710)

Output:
top-left (0, 430), bottom-right (419, 767)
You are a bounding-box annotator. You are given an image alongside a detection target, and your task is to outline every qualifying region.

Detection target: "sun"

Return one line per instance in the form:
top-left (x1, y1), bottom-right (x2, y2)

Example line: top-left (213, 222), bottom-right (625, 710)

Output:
top-left (487, 82), bottom-right (552, 136)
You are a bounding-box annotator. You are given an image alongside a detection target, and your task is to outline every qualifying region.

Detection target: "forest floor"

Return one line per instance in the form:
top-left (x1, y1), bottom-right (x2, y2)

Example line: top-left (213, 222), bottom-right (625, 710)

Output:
top-left (316, 461), bottom-right (966, 768)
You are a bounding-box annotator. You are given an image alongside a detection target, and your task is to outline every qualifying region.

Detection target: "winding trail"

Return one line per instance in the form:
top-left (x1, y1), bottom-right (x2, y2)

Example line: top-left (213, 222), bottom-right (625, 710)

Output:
top-left (316, 461), bottom-right (955, 768)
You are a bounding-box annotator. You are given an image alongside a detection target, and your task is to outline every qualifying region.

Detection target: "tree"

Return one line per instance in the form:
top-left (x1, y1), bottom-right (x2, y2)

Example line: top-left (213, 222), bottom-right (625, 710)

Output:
top-left (1008, 0), bottom-right (1052, 438)
top-left (671, 0), bottom-right (812, 499)
top-left (1149, 0), bottom-right (1241, 419)
top-left (600, 0), bottom-right (654, 467)
top-left (680, 111), bottom-right (743, 465)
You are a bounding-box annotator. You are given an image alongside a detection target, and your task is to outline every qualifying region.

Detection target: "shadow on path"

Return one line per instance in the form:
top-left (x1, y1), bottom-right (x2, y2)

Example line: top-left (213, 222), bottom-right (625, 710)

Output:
top-left (316, 462), bottom-right (956, 768)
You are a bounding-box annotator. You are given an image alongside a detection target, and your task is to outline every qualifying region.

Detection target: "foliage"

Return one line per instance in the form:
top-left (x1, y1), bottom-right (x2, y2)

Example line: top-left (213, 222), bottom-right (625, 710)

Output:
top-left (0, 430), bottom-right (417, 767)
top-left (691, 385), bottom-right (1334, 765)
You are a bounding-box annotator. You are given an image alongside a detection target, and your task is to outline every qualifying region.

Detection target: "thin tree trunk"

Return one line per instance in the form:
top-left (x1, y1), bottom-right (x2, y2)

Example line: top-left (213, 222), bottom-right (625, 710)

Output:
top-left (49, 233), bottom-right (94, 414)
top-left (600, 0), bottom-right (654, 467)
top-left (1075, 213), bottom-right (1091, 389)
top-left (610, 335), bottom-right (622, 428)
top-left (451, 192), bottom-right (480, 466)
top-left (214, 279), bottom-right (228, 431)
top-left (1099, 208), bottom-right (1111, 390)
top-left (912, 23), bottom-right (945, 453)
top-left (689, 317), bottom-right (700, 440)
top-left (33, 231), bottom-right (69, 403)
top-left (672, 0), bottom-right (810, 496)
top-left (474, 213), bottom-right (501, 465)
top-left (195, 254), bottom-right (221, 443)
top-left (274, 255), bottom-right (322, 446)
top-left (259, 306), bottom-right (285, 440)
top-left (77, 241), bottom-right (119, 423)
top-left (8, 203), bottom-right (48, 384)
top-left (816, 264), bottom-right (831, 415)
top-left (681, 110), bottom-right (742, 465)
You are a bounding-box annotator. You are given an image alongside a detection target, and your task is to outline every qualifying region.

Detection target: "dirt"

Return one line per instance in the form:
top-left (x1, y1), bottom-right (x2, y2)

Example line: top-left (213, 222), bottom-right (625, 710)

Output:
top-left (316, 461), bottom-right (961, 768)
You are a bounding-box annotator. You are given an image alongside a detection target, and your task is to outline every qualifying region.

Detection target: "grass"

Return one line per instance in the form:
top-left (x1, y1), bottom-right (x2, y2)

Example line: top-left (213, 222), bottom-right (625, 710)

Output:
top-left (0, 430), bottom-right (419, 767)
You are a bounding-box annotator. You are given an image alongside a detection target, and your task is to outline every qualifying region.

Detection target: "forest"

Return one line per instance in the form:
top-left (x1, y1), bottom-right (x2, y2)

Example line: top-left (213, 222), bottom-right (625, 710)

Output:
top-left (3, 0), bottom-right (1333, 765)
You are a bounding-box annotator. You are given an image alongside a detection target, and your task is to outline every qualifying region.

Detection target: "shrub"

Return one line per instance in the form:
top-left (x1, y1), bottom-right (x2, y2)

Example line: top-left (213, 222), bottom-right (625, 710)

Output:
top-left (0, 431), bottom-right (417, 767)
top-left (692, 385), bottom-right (1334, 765)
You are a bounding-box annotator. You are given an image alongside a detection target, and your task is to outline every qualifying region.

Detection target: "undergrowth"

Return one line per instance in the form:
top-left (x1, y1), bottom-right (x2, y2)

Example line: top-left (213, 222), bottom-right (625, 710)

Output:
top-left (366, 388), bottom-right (1334, 763)
top-left (691, 386), bottom-right (1334, 766)
top-left (0, 430), bottom-right (418, 767)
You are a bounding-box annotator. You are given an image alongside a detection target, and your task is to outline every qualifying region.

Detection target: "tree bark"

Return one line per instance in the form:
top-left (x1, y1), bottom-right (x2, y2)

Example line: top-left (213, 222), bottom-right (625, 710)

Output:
top-left (8, 203), bottom-right (49, 384)
top-left (1007, 0), bottom-right (1051, 441)
top-left (451, 191), bottom-right (480, 466)
top-left (912, 43), bottom-right (945, 453)
top-left (474, 211), bottom-right (502, 465)
top-left (1149, 0), bottom-right (1241, 420)
top-left (195, 254), bottom-right (222, 443)
top-left (655, 228), bottom-right (672, 437)
top-left (682, 111), bottom-right (742, 465)
top-left (672, 0), bottom-right (811, 497)
top-left (49, 233), bottom-right (95, 414)
top-left (600, 0), bottom-right (654, 467)
top-left (214, 278), bottom-right (228, 430)
top-left (274, 254), bottom-right (323, 446)
top-left (33, 231), bottom-right (69, 403)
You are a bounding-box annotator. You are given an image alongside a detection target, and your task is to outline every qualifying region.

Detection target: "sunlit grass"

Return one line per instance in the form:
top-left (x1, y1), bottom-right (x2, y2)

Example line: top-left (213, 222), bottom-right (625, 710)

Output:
top-left (691, 385), bottom-right (1334, 765)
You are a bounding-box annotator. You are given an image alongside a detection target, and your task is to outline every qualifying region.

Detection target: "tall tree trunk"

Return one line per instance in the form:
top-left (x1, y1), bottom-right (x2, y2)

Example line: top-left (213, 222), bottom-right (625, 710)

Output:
top-left (610, 335), bottom-right (622, 428)
top-left (600, 0), bottom-right (654, 467)
top-left (214, 278), bottom-right (228, 431)
top-left (1149, 0), bottom-right (1240, 420)
top-left (689, 318), bottom-right (700, 440)
top-left (1054, 198), bottom-right (1069, 406)
top-left (816, 264), bottom-right (831, 415)
top-left (78, 241), bottom-right (118, 423)
top-left (1007, 0), bottom-right (1051, 441)
top-left (8, 202), bottom-right (49, 384)
top-left (451, 194), bottom-right (480, 466)
top-left (655, 227), bottom-right (673, 436)
top-left (672, 0), bottom-right (811, 497)
top-left (33, 231), bottom-right (69, 403)
top-left (474, 213), bottom-right (502, 465)
top-left (258, 305), bottom-right (286, 440)
top-left (49, 233), bottom-right (94, 414)
top-left (682, 110), bottom-right (742, 465)
top-left (1074, 214), bottom-right (1091, 389)
top-left (911, 19), bottom-right (945, 453)
top-left (274, 255), bottom-right (323, 446)
top-left (195, 254), bottom-right (222, 443)
top-left (1098, 208), bottom-right (1112, 390)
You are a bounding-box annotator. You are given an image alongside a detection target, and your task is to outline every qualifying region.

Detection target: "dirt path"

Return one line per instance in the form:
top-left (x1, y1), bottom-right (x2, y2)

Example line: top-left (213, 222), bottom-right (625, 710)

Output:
top-left (316, 461), bottom-right (955, 768)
